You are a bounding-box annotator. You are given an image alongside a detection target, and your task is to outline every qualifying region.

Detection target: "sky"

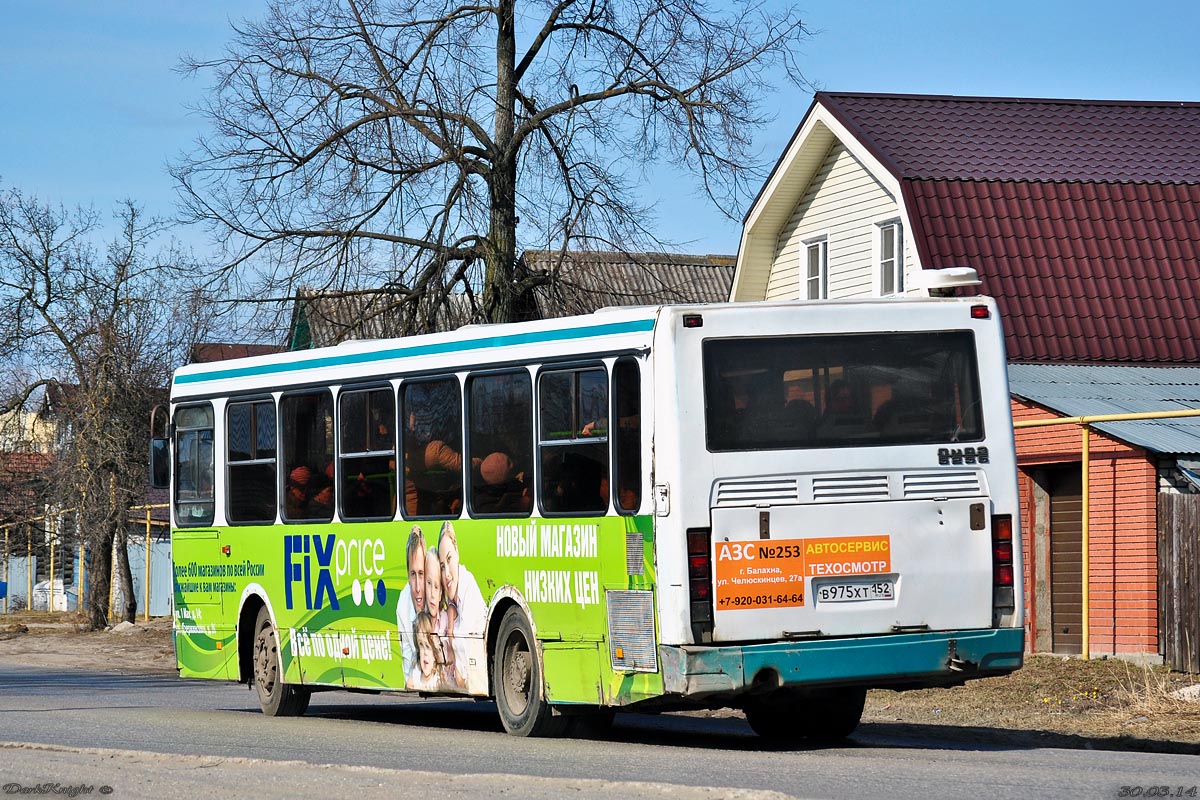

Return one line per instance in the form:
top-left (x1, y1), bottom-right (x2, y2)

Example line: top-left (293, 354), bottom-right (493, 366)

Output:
top-left (1, 0), bottom-right (1198, 259)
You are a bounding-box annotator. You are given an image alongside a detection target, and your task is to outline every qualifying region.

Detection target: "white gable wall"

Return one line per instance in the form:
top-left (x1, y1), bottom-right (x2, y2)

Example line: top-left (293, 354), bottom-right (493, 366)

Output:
top-left (767, 142), bottom-right (916, 300)
top-left (735, 101), bottom-right (923, 303)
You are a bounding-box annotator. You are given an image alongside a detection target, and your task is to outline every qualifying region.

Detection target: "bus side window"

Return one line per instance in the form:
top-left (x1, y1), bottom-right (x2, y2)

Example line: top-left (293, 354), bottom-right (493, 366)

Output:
top-left (613, 359), bottom-right (641, 513)
top-left (400, 378), bottom-right (463, 519)
top-left (537, 366), bottom-right (609, 516)
top-left (339, 387), bottom-right (397, 521)
top-left (227, 399), bottom-right (277, 524)
top-left (280, 391), bottom-right (335, 523)
top-left (467, 371), bottom-right (533, 517)
top-left (174, 404), bottom-right (215, 527)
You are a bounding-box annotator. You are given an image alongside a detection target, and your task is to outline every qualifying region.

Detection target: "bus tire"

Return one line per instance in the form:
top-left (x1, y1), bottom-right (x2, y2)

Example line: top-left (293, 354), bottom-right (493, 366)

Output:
top-left (253, 606), bottom-right (310, 717)
top-left (745, 687), bottom-right (865, 742)
top-left (802, 687), bottom-right (866, 741)
top-left (744, 696), bottom-right (805, 743)
top-left (493, 607), bottom-right (566, 737)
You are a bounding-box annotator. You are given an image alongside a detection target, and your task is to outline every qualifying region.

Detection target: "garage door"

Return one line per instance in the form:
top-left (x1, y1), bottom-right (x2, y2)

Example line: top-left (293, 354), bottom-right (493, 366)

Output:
top-left (1049, 468), bottom-right (1083, 655)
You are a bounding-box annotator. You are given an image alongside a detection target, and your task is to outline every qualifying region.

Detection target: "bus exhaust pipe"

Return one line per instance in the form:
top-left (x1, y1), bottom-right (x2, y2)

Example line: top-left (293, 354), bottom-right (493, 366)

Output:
top-left (947, 639), bottom-right (977, 673)
top-left (749, 668), bottom-right (783, 692)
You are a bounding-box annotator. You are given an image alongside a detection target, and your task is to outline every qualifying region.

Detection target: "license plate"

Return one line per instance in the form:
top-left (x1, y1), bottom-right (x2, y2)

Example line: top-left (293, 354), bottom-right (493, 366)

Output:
top-left (815, 579), bottom-right (895, 603)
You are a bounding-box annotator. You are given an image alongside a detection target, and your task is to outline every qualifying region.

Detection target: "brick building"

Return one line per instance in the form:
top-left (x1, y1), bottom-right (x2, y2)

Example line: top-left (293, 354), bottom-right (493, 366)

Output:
top-left (1008, 365), bottom-right (1200, 669)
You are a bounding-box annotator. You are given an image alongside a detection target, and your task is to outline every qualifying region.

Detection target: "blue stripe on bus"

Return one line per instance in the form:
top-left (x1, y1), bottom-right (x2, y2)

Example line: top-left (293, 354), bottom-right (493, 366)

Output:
top-left (174, 317), bottom-right (656, 385)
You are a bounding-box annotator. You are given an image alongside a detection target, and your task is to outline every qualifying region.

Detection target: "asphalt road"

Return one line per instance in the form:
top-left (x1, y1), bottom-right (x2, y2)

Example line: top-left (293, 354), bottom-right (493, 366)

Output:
top-left (0, 664), bottom-right (1196, 799)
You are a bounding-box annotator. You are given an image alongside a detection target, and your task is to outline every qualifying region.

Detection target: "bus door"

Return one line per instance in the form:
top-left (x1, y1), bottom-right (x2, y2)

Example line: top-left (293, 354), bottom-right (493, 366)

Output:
top-left (171, 402), bottom-right (234, 679)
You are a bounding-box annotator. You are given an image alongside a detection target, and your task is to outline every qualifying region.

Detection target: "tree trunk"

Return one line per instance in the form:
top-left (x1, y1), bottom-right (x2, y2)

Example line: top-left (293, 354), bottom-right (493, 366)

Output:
top-left (84, 527), bottom-right (114, 630)
top-left (483, 0), bottom-right (519, 324)
top-left (113, 518), bottom-right (137, 623)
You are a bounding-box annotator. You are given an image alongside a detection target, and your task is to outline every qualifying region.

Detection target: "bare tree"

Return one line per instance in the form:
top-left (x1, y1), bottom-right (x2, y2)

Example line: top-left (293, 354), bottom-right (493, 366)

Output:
top-left (0, 186), bottom-right (209, 628)
top-left (174, 0), bottom-right (811, 332)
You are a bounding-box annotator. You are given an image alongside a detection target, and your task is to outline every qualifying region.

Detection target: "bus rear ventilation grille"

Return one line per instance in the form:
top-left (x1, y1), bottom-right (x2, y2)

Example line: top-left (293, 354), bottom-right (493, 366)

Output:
top-left (902, 471), bottom-right (981, 498)
top-left (712, 478), bottom-right (800, 507)
top-left (811, 474), bottom-right (890, 502)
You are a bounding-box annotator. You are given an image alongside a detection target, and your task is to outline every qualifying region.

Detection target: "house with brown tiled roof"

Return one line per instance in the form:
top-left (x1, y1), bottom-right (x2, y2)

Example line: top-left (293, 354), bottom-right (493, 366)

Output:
top-left (733, 92), bottom-right (1200, 670)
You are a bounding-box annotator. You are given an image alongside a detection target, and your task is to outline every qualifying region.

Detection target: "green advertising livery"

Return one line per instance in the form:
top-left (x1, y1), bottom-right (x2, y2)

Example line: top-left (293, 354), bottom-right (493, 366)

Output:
top-left (173, 515), bottom-right (660, 710)
top-left (158, 295), bottom-right (1025, 739)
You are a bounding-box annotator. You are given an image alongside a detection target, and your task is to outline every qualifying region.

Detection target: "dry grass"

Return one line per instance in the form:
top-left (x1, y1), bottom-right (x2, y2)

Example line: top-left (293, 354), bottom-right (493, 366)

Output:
top-left (863, 654), bottom-right (1200, 752)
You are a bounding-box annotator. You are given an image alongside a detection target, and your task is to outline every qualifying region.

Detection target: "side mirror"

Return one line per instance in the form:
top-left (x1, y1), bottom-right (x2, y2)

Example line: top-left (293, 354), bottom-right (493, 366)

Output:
top-left (150, 438), bottom-right (170, 489)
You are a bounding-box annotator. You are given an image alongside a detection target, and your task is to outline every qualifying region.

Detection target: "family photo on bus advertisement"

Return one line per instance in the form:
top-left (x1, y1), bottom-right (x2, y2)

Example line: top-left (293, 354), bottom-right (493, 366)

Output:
top-left (396, 522), bottom-right (487, 694)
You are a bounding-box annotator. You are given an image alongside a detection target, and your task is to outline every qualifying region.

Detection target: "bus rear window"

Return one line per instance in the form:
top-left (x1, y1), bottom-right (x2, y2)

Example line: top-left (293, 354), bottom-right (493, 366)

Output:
top-left (703, 331), bottom-right (984, 451)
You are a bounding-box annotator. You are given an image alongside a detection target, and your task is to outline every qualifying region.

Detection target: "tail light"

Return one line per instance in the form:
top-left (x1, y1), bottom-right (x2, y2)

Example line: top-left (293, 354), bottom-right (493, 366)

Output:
top-left (992, 515), bottom-right (1013, 586)
top-left (992, 515), bottom-right (1016, 626)
top-left (687, 528), bottom-right (714, 643)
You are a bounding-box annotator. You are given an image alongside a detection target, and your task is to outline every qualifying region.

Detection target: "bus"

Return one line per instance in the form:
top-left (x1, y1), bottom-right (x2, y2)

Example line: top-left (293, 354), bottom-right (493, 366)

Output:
top-left (154, 288), bottom-right (1023, 739)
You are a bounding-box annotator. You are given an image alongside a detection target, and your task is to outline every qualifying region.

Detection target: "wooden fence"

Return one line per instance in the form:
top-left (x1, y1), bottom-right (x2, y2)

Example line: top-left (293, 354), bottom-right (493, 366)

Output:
top-left (1158, 493), bottom-right (1200, 673)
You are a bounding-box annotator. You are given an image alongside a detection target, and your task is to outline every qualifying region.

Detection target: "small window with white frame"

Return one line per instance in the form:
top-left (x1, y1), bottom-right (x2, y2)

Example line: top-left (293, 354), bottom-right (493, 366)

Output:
top-left (878, 220), bottom-right (904, 296)
top-left (803, 237), bottom-right (828, 300)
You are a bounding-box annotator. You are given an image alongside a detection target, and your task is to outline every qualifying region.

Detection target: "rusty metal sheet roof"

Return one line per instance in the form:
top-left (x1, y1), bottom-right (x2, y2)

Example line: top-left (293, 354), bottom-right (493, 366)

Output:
top-left (191, 343), bottom-right (285, 363)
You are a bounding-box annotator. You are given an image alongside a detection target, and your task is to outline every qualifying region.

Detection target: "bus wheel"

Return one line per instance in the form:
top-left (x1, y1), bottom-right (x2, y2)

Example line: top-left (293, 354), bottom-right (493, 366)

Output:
top-left (802, 687), bottom-right (866, 741)
top-left (493, 607), bottom-right (566, 737)
top-left (252, 606), bottom-right (310, 717)
top-left (745, 688), bottom-right (865, 742)
top-left (744, 696), bottom-right (805, 743)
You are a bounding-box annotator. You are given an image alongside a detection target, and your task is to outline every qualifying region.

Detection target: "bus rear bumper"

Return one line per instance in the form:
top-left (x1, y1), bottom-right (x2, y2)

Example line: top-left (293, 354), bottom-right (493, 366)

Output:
top-left (660, 628), bottom-right (1024, 698)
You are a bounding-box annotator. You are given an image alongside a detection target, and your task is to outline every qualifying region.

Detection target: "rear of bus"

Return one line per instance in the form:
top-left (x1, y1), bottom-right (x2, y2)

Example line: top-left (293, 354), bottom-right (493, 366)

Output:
top-left (650, 296), bottom-right (1023, 739)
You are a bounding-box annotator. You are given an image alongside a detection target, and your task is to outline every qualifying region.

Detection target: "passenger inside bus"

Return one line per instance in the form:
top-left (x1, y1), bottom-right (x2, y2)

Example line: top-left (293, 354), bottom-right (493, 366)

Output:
top-left (404, 439), bottom-right (464, 516)
top-left (872, 390), bottom-right (930, 438)
top-left (780, 395), bottom-right (818, 440)
top-left (285, 463), bottom-right (334, 519)
top-left (472, 451), bottom-right (531, 514)
top-left (732, 372), bottom-right (789, 440)
top-left (542, 448), bottom-right (606, 514)
top-left (817, 379), bottom-right (869, 439)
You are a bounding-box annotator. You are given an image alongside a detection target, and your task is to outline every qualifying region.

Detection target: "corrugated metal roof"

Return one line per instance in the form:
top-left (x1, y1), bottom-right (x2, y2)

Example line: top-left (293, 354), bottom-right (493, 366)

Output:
top-left (525, 250), bottom-right (735, 317)
top-left (820, 92), bottom-right (1200, 183)
top-left (289, 251), bottom-right (735, 348)
top-left (1008, 363), bottom-right (1200, 454)
top-left (289, 287), bottom-right (463, 349)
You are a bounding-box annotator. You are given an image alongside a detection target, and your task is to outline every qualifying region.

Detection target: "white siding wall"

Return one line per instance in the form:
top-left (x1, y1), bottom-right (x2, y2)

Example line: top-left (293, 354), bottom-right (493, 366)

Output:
top-left (767, 143), bottom-right (914, 300)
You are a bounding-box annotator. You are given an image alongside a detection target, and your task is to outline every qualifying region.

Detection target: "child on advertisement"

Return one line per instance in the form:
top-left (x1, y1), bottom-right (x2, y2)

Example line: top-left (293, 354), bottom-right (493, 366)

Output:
top-left (408, 611), bottom-right (443, 691)
top-left (423, 546), bottom-right (465, 689)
